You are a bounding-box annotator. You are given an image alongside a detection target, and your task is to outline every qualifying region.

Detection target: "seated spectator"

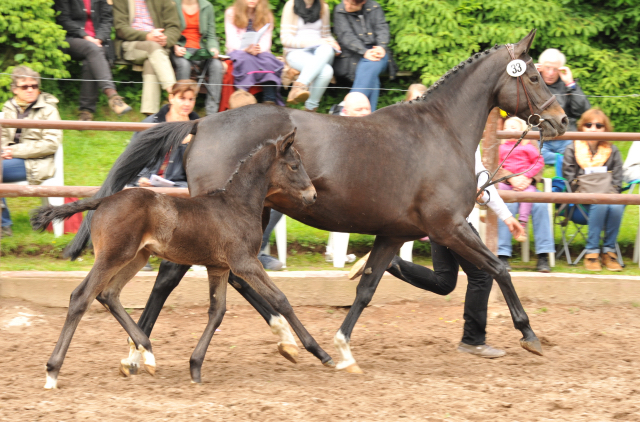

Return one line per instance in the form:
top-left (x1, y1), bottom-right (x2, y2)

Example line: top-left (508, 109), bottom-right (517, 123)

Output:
top-left (333, 0), bottom-right (389, 111)
top-left (113, 0), bottom-right (180, 115)
top-left (405, 83), bottom-right (426, 101)
top-left (497, 117), bottom-right (544, 241)
top-left (281, 0), bottom-right (341, 111)
top-left (131, 80), bottom-right (199, 189)
top-left (225, 0), bottom-right (283, 105)
top-left (171, 0), bottom-right (224, 115)
top-left (535, 48), bottom-right (590, 164)
top-left (562, 108), bottom-right (624, 272)
top-left (1, 66), bottom-right (62, 237)
top-left (55, 0), bottom-right (131, 121)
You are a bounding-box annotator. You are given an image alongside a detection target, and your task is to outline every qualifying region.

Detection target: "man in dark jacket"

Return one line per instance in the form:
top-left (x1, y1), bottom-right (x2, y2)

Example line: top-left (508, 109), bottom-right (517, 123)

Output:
top-left (333, 0), bottom-right (389, 111)
top-left (535, 48), bottom-right (591, 164)
top-left (55, 0), bottom-right (132, 120)
top-left (112, 0), bottom-right (180, 114)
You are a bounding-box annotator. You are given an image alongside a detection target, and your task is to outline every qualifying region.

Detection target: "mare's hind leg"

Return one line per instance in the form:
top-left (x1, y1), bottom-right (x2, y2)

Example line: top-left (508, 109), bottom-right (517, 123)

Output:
top-left (231, 255), bottom-right (334, 367)
top-left (189, 269), bottom-right (229, 383)
top-left (229, 272), bottom-right (300, 364)
top-left (45, 262), bottom-right (123, 389)
top-left (430, 219), bottom-right (542, 356)
top-left (96, 251), bottom-right (157, 376)
top-left (334, 236), bottom-right (404, 373)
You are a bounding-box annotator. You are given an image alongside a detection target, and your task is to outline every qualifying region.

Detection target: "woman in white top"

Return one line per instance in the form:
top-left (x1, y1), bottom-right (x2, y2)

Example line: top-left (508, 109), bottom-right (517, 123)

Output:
top-left (280, 0), bottom-right (341, 111)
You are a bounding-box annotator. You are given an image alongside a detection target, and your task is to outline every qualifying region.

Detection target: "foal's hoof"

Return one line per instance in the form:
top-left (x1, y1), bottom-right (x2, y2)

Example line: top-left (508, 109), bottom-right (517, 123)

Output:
top-left (44, 373), bottom-right (58, 389)
top-left (343, 363), bottom-right (364, 374)
top-left (277, 343), bottom-right (299, 364)
top-left (322, 359), bottom-right (336, 368)
top-left (119, 359), bottom-right (140, 377)
top-left (520, 337), bottom-right (544, 356)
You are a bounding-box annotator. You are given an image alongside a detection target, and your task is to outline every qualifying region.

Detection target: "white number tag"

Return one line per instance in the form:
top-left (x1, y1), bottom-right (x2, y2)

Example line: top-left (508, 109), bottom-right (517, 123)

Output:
top-left (506, 59), bottom-right (526, 77)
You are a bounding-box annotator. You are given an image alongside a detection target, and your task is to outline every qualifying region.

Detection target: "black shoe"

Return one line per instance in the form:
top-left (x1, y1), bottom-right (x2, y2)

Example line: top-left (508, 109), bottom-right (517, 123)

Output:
top-left (258, 254), bottom-right (283, 271)
top-left (498, 255), bottom-right (511, 271)
top-left (536, 254), bottom-right (551, 273)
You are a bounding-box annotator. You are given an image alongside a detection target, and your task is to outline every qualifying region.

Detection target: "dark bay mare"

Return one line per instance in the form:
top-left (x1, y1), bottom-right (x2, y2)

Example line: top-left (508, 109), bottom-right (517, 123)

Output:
top-left (31, 130), bottom-right (335, 388)
top-left (66, 30), bottom-right (568, 374)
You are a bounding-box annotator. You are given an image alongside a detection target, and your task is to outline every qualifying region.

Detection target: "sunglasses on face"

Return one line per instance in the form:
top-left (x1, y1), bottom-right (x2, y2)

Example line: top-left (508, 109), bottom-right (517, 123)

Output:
top-left (17, 84), bottom-right (39, 91)
top-left (584, 123), bottom-right (604, 129)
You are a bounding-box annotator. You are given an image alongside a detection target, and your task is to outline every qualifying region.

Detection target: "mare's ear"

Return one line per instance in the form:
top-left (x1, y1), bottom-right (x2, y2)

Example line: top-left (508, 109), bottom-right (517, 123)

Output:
top-left (514, 29), bottom-right (536, 57)
top-left (278, 127), bottom-right (297, 153)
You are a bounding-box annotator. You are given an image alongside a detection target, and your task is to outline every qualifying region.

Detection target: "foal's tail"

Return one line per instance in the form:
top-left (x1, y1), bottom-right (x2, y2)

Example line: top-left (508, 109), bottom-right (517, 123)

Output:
top-left (31, 197), bottom-right (104, 232)
top-left (65, 120), bottom-right (199, 261)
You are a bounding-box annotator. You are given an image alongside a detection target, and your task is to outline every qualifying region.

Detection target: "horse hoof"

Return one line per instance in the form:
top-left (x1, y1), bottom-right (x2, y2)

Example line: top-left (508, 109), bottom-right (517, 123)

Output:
top-left (120, 360), bottom-right (140, 377)
top-left (277, 343), bottom-right (299, 364)
top-left (520, 338), bottom-right (544, 356)
top-left (144, 363), bottom-right (156, 376)
top-left (44, 373), bottom-right (58, 389)
top-left (323, 359), bottom-right (336, 368)
top-left (343, 363), bottom-right (364, 374)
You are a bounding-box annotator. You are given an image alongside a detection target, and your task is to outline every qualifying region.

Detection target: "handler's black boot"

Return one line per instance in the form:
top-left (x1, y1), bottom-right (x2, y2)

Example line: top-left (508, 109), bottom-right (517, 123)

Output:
top-left (536, 253), bottom-right (551, 273)
top-left (498, 255), bottom-right (511, 271)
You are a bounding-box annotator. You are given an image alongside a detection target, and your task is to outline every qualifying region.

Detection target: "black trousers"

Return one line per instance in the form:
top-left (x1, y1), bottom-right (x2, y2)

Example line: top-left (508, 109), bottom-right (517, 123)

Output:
top-left (387, 224), bottom-right (493, 345)
top-left (63, 37), bottom-right (116, 112)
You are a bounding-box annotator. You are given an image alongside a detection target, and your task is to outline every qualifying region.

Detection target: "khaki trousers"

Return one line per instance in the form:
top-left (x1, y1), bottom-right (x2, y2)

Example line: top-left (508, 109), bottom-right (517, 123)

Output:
top-left (122, 41), bottom-right (176, 114)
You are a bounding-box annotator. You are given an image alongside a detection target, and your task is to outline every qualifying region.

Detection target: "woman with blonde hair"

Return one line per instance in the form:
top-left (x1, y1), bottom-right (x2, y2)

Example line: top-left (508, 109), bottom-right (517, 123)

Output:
top-left (562, 108), bottom-right (624, 271)
top-left (281, 0), bottom-right (341, 111)
top-left (225, 0), bottom-right (283, 104)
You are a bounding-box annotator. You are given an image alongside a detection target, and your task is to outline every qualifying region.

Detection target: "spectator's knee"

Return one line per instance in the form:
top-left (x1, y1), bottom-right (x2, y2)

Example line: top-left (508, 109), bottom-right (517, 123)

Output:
top-left (320, 64), bottom-right (334, 80)
top-left (316, 43), bottom-right (335, 60)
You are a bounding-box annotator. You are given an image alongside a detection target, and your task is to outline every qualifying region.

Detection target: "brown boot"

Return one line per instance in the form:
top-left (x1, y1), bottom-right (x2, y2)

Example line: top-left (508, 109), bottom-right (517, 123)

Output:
top-left (584, 253), bottom-right (602, 271)
top-left (108, 95), bottom-right (132, 115)
top-left (601, 252), bottom-right (623, 271)
top-left (287, 82), bottom-right (310, 105)
top-left (78, 110), bottom-right (93, 121)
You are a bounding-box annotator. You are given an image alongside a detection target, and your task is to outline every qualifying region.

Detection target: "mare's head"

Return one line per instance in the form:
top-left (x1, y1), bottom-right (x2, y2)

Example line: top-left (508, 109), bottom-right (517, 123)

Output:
top-left (494, 29), bottom-right (568, 139)
top-left (268, 129), bottom-right (317, 206)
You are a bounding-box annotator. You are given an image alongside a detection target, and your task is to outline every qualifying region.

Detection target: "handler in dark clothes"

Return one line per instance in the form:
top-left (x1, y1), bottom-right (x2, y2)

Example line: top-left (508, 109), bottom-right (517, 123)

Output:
top-left (351, 148), bottom-right (524, 358)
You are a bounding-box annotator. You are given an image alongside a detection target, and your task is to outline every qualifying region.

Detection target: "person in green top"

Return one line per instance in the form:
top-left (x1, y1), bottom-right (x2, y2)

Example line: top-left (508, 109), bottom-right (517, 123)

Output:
top-left (171, 0), bottom-right (224, 115)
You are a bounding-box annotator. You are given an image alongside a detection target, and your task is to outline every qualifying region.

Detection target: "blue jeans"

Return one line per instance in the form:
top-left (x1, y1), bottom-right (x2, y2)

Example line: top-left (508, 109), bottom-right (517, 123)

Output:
top-left (541, 139), bottom-right (572, 165)
top-left (584, 204), bottom-right (625, 254)
top-left (498, 201), bottom-right (555, 257)
top-left (2, 158), bottom-right (27, 227)
top-left (350, 53), bottom-right (389, 111)
top-left (286, 44), bottom-right (335, 110)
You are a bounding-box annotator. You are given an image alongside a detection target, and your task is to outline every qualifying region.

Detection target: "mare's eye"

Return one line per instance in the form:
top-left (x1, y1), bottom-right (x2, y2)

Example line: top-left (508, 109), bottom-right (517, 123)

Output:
top-left (290, 165), bottom-right (299, 171)
top-left (530, 75), bottom-right (539, 83)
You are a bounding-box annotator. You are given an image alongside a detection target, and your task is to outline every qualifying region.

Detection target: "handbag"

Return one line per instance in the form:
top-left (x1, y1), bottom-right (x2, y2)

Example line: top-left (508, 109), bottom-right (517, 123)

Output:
top-left (574, 172), bottom-right (617, 194)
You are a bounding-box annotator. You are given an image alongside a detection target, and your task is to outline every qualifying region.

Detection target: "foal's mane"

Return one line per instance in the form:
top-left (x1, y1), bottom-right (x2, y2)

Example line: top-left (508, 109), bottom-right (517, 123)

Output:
top-left (204, 139), bottom-right (278, 196)
top-left (406, 44), bottom-right (506, 106)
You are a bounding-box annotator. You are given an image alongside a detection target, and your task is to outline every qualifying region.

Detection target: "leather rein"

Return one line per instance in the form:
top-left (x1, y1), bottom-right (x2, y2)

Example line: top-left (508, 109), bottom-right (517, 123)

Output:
top-left (475, 44), bottom-right (558, 206)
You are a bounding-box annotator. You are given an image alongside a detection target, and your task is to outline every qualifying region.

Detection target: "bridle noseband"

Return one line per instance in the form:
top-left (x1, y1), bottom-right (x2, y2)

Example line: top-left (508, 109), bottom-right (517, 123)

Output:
top-left (474, 44), bottom-right (558, 206)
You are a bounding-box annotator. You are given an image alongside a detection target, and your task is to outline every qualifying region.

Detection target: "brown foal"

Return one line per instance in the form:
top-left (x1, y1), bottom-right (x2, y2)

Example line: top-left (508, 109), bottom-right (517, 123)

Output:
top-left (32, 129), bottom-right (334, 388)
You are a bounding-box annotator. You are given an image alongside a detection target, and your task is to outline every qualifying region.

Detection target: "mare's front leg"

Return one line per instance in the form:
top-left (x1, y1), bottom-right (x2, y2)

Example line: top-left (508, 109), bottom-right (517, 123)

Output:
top-left (431, 219), bottom-right (542, 356)
top-left (230, 255), bottom-right (335, 367)
top-left (121, 260), bottom-right (191, 375)
top-left (189, 269), bottom-right (229, 383)
top-left (334, 236), bottom-right (404, 373)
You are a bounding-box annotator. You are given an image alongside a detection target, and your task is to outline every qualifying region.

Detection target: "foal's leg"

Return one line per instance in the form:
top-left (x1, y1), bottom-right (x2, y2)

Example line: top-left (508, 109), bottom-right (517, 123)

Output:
top-left (229, 272), bottom-right (300, 363)
top-left (430, 220), bottom-right (542, 356)
top-left (333, 236), bottom-right (404, 373)
top-left (231, 256), bottom-right (335, 367)
top-left (44, 261), bottom-right (123, 389)
top-left (96, 252), bottom-right (157, 376)
top-left (189, 269), bottom-right (229, 383)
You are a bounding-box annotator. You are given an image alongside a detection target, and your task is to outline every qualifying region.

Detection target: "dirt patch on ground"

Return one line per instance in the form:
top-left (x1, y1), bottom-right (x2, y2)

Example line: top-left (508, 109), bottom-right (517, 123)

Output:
top-left (1, 297), bottom-right (638, 421)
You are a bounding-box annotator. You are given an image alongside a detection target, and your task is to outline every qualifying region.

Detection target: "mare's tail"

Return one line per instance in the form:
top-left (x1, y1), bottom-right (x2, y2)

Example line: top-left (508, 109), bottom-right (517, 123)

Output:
top-left (65, 120), bottom-right (199, 261)
top-left (31, 197), bottom-right (104, 232)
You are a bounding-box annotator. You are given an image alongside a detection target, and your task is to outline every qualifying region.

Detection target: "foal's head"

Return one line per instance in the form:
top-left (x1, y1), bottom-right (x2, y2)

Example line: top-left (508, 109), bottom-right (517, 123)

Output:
top-left (268, 129), bottom-right (317, 206)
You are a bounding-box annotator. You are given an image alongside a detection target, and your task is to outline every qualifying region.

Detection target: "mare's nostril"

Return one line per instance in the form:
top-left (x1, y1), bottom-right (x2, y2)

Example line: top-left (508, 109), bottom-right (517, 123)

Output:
top-left (313, 193), bottom-right (317, 201)
top-left (561, 116), bottom-right (569, 127)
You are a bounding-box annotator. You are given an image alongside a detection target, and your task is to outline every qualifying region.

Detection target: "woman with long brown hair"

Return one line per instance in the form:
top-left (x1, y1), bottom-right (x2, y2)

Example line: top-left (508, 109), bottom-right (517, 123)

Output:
top-left (562, 108), bottom-right (625, 271)
top-left (225, 0), bottom-right (282, 104)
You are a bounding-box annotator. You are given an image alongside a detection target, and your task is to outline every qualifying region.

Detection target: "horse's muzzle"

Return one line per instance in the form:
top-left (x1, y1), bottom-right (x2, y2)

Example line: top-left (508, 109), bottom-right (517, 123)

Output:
top-left (302, 187), bottom-right (317, 206)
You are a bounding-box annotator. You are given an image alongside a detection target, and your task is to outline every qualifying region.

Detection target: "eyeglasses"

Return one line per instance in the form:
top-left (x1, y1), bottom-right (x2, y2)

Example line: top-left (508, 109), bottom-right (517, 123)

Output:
top-left (584, 123), bottom-right (604, 129)
top-left (17, 84), bottom-right (39, 91)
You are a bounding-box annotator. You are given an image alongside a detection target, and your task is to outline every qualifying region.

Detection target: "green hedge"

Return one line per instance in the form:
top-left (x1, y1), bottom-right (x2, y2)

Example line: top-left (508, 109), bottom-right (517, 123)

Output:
top-left (1, 0), bottom-right (639, 128)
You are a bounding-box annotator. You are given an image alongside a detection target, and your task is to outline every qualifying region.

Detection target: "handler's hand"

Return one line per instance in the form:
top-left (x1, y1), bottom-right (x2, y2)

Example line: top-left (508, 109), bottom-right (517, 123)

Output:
top-left (138, 177), bottom-right (152, 187)
top-left (504, 216), bottom-right (524, 239)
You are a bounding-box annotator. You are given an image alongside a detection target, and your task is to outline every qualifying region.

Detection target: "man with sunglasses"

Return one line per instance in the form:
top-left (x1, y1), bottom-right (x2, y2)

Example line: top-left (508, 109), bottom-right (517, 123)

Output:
top-left (535, 48), bottom-right (590, 165)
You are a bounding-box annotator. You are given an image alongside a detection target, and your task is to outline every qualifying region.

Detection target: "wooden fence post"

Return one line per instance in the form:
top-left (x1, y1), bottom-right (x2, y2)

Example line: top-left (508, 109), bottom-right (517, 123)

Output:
top-left (481, 108), bottom-right (500, 254)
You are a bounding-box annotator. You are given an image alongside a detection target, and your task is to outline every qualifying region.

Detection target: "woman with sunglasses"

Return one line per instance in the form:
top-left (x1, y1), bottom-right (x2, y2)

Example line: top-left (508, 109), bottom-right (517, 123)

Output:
top-left (1, 66), bottom-right (62, 237)
top-left (562, 108), bottom-right (624, 271)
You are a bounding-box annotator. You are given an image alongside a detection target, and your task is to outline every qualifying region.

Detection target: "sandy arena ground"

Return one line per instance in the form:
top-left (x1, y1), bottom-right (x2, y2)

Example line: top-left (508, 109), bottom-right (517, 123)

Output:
top-left (1, 291), bottom-right (639, 422)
